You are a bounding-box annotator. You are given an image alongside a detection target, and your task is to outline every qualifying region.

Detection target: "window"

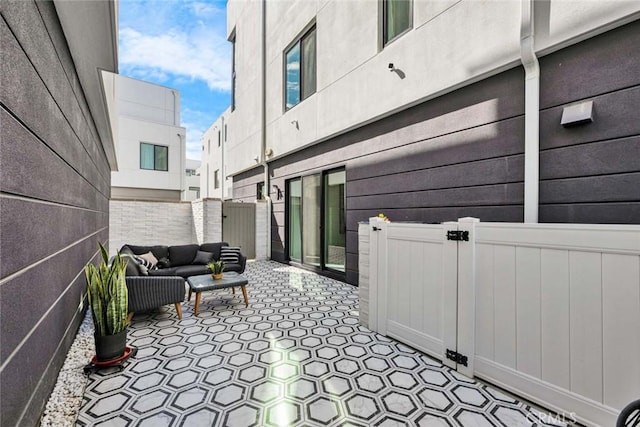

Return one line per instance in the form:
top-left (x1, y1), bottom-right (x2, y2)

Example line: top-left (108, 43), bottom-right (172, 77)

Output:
top-left (224, 124), bottom-right (227, 142)
top-left (257, 182), bottom-right (265, 200)
top-left (285, 26), bottom-right (316, 110)
top-left (140, 143), bottom-right (168, 171)
top-left (208, 139), bottom-right (210, 152)
top-left (382, 0), bottom-right (412, 46)
top-left (186, 169), bottom-right (197, 176)
top-left (231, 32), bottom-right (236, 111)
top-left (218, 131), bottom-right (221, 147)
top-left (214, 169), bottom-right (220, 189)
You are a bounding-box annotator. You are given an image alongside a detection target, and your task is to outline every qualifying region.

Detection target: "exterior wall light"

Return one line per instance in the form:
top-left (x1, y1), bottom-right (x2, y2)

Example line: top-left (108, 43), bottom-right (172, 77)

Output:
top-left (561, 100), bottom-right (594, 127)
top-left (273, 185), bottom-right (283, 200)
top-left (388, 63), bottom-right (405, 79)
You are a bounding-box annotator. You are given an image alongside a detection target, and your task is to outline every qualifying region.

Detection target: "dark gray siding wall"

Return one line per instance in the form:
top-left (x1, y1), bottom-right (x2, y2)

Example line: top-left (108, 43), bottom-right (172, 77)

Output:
top-left (0, 2), bottom-right (111, 426)
top-left (538, 21), bottom-right (640, 222)
top-left (233, 168), bottom-right (264, 203)
top-left (233, 19), bottom-right (640, 286)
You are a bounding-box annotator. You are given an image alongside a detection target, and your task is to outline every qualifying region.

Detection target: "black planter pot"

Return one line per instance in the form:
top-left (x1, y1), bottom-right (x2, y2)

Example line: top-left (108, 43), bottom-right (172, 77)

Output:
top-left (94, 329), bottom-right (127, 362)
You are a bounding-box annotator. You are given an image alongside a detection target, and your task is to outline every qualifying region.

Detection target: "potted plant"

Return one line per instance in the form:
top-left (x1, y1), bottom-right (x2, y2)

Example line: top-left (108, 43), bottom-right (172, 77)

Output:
top-left (208, 260), bottom-right (225, 280)
top-left (85, 243), bottom-right (129, 362)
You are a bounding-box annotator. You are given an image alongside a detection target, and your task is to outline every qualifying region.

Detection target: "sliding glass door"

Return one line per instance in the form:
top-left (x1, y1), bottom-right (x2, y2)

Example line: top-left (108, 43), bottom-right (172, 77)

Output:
top-left (324, 170), bottom-right (346, 272)
top-left (302, 175), bottom-right (321, 267)
top-left (287, 168), bottom-right (346, 275)
top-left (288, 179), bottom-right (302, 263)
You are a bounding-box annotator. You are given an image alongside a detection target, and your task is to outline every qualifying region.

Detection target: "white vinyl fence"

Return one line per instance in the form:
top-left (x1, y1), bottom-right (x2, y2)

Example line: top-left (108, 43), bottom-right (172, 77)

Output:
top-left (359, 217), bottom-right (640, 427)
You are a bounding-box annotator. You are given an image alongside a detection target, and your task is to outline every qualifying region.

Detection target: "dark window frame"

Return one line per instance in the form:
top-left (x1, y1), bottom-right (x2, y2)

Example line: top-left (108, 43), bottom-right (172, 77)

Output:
top-left (140, 142), bottom-right (168, 171)
top-left (257, 182), bottom-right (265, 200)
top-left (284, 24), bottom-right (316, 112)
top-left (382, 0), bottom-right (413, 48)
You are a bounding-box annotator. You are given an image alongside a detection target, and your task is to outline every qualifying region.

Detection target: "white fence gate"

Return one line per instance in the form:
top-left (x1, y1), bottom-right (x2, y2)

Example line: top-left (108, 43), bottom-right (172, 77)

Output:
top-left (363, 218), bottom-right (640, 426)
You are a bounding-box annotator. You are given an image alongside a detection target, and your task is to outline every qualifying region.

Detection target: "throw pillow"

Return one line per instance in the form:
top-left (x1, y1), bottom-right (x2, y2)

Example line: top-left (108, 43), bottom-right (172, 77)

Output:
top-left (139, 251), bottom-right (158, 268)
top-left (193, 250), bottom-right (214, 265)
top-left (220, 246), bottom-right (241, 264)
top-left (134, 255), bottom-right (153, 271)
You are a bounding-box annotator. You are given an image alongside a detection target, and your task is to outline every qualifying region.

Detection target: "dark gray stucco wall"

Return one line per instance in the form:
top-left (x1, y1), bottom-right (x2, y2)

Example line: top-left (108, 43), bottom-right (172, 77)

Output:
top-left (233, 19), bottom-right (640, 286)
top-left (0, 2), bottom-right (110, 426)
top-left (538, 20), bottom-right (640, 223)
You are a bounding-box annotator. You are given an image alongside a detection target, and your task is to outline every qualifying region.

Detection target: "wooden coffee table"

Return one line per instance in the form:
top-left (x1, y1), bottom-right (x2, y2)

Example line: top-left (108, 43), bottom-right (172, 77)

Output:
top-left (187, 272), bottom-right (249, 316)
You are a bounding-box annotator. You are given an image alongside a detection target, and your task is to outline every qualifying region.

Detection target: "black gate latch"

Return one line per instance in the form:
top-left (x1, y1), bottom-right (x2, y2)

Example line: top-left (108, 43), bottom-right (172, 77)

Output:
top-left (447, 230), bottom-right (469, 241)
top-left (446, 349), bottom-right (468, 366)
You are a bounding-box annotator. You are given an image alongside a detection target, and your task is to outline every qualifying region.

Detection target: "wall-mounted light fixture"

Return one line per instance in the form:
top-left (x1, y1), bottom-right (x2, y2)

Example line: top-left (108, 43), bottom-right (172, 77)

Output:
top-left (273, 184), bottom-right (283, 200)
top-left (561, 100), bottom-right (594, 127)
top-left (290, 120), bottom-right (299, 130)
top-left (388, 63), bottom-right (406, 79)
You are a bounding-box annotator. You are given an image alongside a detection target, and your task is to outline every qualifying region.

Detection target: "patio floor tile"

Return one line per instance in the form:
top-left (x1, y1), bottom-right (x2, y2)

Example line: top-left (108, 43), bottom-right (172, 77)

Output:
top-left (76, 261), bottom-right (563, 426)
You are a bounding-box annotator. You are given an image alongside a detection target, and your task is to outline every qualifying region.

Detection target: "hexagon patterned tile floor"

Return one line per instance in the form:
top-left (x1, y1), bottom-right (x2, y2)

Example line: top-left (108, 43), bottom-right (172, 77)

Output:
top-left (76, 261), bottom-right (564, 426)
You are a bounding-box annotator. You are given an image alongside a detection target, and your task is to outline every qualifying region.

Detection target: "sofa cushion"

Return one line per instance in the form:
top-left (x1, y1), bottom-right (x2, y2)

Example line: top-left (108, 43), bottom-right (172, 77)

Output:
top-left (220, 246), bottom-right (241, 264)
top-left (149, 267), bottom-right (179, 276)
top-left (124, 244), bottom-right (169, 261)
top-left (168, 244), bottom-right (200, 266)
top-left (193, 250), bottom-right (214, 265)
top-left (174, 265), bottom-right (211, 279)
top-left (199, 242), bottom-right (227, 261)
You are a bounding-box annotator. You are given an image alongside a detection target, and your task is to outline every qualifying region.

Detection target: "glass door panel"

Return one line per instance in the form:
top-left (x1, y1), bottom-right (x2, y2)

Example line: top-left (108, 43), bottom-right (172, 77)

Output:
top-left (324, 170), bottom-right (346, 272)
top-left (302, 174), bottom-right (321, 267)
top-left (288, 179), bottom-right (302, 262)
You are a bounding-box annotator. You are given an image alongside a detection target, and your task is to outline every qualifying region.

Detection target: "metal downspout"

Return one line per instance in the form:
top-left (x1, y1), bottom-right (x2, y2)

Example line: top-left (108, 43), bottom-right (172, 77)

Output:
top-left (521, 0), bottom-right (540, 223)
top-left (260, 0), bottom-right (271, 259)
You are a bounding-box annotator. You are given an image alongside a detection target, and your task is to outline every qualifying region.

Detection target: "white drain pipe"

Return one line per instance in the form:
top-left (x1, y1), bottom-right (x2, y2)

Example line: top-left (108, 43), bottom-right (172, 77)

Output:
top-left (260, 0), bottom-right (272, 259)
top-left (521, 0), bottom-right (540, 223)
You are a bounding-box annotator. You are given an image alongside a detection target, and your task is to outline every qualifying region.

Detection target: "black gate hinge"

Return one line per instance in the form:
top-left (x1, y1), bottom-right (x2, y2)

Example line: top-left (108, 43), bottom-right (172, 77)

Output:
top-left (447, 230), bottom-right (469, 241)
top-left (372, 226), bottom-right (381, 231)
top-left (446, 349), bottom-right (468, 366)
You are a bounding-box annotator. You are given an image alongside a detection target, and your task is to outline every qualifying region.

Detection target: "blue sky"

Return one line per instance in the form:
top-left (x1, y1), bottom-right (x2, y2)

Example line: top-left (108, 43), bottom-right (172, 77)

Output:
top-left (118, 0), bottom-right (231, 160)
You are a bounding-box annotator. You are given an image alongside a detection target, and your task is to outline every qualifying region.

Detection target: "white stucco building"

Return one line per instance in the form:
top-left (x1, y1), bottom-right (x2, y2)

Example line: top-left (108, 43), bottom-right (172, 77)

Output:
top-left (185, 158), bottom-right (202, 201)
top-left (108, 74), bottom-right (187, 201)
top-left (201, 110), bottom-right (234, 200)
top-left (208, 0), bottom-right (640, 286)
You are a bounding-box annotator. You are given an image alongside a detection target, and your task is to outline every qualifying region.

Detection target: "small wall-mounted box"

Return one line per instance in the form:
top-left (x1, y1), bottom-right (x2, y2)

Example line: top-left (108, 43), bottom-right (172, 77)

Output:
top-left (561, 100), bottom-right (594, 127)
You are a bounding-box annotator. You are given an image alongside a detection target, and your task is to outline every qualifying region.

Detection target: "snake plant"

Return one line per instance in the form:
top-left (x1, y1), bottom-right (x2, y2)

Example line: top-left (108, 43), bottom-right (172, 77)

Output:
top-left (208, 260), bottom-right (225, 275)
top-left (85, 243), bottom-right (129, 336)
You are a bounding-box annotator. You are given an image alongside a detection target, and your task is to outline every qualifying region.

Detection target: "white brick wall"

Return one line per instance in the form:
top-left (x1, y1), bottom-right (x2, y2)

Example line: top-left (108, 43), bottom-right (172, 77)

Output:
top-left (109, 200), bottom-right (196, 255)
top-left (191, 199), bottom-right (204, 243)
top-left (110, 199), bottom-right (227, 255)
top-left (255, 201), bottom-right (268, 260)
top-left (202, 199), bottom-right (222, 243)
top-left (358, 222), bottom-right (370, 328)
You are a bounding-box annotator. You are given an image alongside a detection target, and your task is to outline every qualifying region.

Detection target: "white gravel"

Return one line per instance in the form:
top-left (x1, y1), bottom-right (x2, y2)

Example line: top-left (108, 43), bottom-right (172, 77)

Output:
top-left (39, 311), bottom-right (95, 427)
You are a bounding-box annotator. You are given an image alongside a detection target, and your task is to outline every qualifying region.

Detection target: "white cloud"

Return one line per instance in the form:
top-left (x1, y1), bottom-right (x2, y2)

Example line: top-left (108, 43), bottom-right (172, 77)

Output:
top-left (119, 26), bottom-right (231, 92)
top-left (188, 2), bottom-right (223, 17)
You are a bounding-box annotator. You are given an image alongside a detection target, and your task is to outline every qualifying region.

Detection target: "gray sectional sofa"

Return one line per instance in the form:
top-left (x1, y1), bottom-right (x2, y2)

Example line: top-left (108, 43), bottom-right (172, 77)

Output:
top-left (120, 242), bottom-right (246, 319)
